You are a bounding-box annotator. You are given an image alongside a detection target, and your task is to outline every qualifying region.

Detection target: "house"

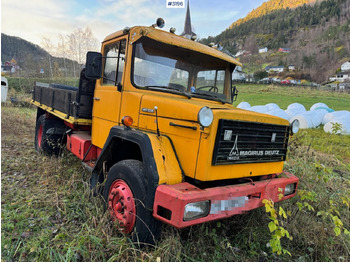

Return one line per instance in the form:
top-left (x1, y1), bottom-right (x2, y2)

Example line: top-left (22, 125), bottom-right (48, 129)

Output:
top-left (341, 61), bottom-right (350, 71)
top-left (329, 72), bottom-right (350, 82)
top-left (1, 60), bottom-right (20, 74)
top-left (278, 48), bottom-right (291, 53)
top-left (259, 47), bottom-right (268, 53)
top-left (265, 66), bottom-right (284, 73)
top-left (339, 82), bottom-right (350, 91)
top-left (232, 66), bottom-right (246, 81)
top-left (1, 65), bottom-right (16, 74)
top-left (288, 65), bottom-right (295, 71)
top-left (245, 74), bottom-right (255, 82)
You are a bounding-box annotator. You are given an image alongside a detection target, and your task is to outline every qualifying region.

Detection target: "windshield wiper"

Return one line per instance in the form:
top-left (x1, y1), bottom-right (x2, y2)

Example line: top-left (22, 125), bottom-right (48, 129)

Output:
top-left (145, 85), bottom-right (191, 99)
top-left (191, 92), bottom-right (227, 104)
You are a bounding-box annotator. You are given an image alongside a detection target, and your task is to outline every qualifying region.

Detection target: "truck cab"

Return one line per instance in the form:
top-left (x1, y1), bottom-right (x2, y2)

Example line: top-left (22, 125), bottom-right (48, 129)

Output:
top-left (32, 19), bottom-right (299, 244)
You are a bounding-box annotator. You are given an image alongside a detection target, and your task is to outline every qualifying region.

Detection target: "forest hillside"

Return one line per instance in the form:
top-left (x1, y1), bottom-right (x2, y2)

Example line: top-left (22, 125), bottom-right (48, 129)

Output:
top-left (201, 0), bottom-right (350, 82)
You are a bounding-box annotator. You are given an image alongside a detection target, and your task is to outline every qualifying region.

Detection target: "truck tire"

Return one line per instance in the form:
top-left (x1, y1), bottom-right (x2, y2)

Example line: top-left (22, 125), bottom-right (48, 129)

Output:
top-left (34, 114), bottom-right (66, 156)
top-left (103, 160), bottom-right (161, 246)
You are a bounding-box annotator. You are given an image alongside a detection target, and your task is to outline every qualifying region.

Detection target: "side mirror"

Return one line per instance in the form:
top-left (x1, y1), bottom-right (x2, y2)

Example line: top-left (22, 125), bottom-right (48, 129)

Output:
top-left (85, 52), bottom-right (102, 79)
top-left (231, 85), bottom-right (238, 102)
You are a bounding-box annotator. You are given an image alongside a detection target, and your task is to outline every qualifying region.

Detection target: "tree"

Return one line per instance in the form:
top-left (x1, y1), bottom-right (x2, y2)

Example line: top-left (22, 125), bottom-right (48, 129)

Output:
top-left (254, 70), bottom-right (268, 80)
top-left (66, 27), bottom-right (99, 65)
top-left (41, 37), bottom-right (54, 77)
top-left (66, 27), bottom-right (99, 77)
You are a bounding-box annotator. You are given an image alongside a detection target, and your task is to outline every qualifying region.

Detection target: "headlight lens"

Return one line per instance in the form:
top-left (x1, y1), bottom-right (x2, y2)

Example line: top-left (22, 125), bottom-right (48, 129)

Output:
top-left (198, 107), bottom-right (213, 127)
top-left (284, 183), bottom-right (296, 196)
top-left (291, 119), bottom-right (300, 134)
top-left (183, 201), bottom-right (210, 221)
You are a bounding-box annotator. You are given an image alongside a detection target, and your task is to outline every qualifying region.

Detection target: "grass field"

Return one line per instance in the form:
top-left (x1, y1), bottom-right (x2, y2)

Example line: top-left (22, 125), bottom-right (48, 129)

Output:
top-left (234, 84), bottom-right (350, 110)
top-left (1, 84), bottom-right (349, 261)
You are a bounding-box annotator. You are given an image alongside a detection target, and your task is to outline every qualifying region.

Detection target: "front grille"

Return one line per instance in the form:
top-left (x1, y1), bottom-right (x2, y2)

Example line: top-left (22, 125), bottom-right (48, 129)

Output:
top-left (212, 120), bottom-right (289, 165)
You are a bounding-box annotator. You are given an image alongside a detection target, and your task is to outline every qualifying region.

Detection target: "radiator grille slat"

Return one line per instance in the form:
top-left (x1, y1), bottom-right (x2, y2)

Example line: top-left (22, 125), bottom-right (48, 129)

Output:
top-left (212, 120), bottom-right (290, 165)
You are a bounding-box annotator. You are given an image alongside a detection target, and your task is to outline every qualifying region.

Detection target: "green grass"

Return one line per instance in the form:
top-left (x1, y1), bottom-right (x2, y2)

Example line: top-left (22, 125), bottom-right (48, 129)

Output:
top-left (2, 90), bottom-right (350, 261)
top-left (234, 84), bottom-right (350, 111)
top-left (296, 128), bottom-right (350, 161)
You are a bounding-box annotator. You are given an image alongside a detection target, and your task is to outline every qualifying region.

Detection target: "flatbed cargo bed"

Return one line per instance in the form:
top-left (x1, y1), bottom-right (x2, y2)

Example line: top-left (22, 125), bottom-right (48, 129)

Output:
top-left (31, 70), bottom-right (95, 125)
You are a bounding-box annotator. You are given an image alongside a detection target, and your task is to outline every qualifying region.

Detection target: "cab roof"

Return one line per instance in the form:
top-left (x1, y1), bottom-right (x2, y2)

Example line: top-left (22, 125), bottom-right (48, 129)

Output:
top-left (103, 26), bottom-right (242, 67)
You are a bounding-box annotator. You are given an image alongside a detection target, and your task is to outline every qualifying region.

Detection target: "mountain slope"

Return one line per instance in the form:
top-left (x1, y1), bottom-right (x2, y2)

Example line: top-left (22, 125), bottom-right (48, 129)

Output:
top-left (201, 0), bottom-right (350, 82)
top-left (1, 33), bottom-right (80, 77)
top-left (1, 33), bottom-right (48, 63)
top-left (231, 0), bottom-right (319, 28)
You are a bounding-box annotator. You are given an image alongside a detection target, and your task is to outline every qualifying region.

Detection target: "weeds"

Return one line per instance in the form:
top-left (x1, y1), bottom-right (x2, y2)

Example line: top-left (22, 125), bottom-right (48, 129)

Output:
top-left (2, 101), bottom-right (350, 261)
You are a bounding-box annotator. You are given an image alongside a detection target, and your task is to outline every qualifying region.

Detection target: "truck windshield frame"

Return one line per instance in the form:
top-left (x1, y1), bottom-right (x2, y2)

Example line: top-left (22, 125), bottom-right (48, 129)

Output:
top-left (131, 38), bottom-right (233, 103)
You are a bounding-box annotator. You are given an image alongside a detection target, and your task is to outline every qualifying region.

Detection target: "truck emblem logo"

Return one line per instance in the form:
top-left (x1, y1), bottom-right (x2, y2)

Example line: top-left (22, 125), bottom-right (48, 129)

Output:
top-left (229, 135), bottom-right (239, 156)
top-left (142, 108), bottom-right (155, 113)
top-left (271, 133), bottom-right (276, 142)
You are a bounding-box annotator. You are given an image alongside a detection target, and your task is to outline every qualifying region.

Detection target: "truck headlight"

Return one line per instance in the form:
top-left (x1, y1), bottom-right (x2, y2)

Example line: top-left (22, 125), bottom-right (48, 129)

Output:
top-left (198, 107), bottom-right (213, 127)
top-left (291, 120), bottom-right (300, 135)
top-left (284, 183), bottom-right (296, 196)
top-left (183, 201), bottom-right (210, 221)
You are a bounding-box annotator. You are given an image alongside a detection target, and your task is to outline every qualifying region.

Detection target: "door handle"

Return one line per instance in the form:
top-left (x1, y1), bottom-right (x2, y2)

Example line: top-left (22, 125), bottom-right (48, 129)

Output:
top-left (93, 97), bottom-right (100, 101)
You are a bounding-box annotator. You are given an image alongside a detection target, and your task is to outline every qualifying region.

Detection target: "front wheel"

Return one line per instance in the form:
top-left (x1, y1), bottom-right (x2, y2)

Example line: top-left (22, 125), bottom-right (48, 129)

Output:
top-left (103, 160), bottom-right (161, 245)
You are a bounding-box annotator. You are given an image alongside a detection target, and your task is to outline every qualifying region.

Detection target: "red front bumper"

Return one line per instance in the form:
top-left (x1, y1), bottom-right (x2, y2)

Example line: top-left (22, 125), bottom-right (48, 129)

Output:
top-left (153, 172), bottom-right (298, 228)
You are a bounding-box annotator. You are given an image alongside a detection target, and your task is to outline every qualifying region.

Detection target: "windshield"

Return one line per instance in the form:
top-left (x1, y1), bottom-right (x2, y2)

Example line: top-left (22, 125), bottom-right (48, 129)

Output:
top-left (132, 38), bottom-right (233, 102)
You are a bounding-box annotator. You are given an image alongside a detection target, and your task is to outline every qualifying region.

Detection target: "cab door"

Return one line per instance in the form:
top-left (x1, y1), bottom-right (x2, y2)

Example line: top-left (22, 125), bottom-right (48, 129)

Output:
top-left (91, 38), bottom-right (127, 149)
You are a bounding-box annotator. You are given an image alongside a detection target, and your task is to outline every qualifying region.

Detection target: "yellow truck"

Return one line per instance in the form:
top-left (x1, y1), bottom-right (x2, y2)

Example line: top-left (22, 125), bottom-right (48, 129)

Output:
top-left (32, 19), bottom-right (299, 244)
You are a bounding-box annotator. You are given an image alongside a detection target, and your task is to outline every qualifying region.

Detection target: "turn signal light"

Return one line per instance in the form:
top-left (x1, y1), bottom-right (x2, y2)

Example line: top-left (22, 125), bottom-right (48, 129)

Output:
top-left (122, 116), bottom-right (133, 127)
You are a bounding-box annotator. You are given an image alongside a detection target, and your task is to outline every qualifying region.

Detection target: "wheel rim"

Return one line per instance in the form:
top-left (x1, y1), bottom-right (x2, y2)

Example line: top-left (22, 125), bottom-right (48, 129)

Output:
top-left (108, 179), bottom-right (136, 233)
top-left (38, 124), bottom-right (43, 149)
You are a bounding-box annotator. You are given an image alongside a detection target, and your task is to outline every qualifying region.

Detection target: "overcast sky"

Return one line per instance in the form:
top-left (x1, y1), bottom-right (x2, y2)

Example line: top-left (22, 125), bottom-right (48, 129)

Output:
top-left (2, 0), bottom-right (266, 48)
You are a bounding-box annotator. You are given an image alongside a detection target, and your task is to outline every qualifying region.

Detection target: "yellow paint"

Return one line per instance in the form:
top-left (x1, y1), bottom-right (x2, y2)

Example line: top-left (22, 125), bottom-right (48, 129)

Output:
top-left (91, 85), bottom-right (121, 148)
top-left (33, 24), bottom-right (292, 186)
top-left (138, 114), bottom-right (201, 178)
top-left (192, 110), bottom-right (288, 181)
top-left (105, 26), bottom-right (242, 67)
top-left (196, 134), bottom-right (285, 180)
top-left (91, 117), bottom-right (119, 148)
top-left (90, 35), bottom-right (129, 148)
top-left (147, 134), bottom-right (183, 185)
top-left (119, 90), bottom-right (145, 127)
top-left (31, 100), bottom-right (92, 125)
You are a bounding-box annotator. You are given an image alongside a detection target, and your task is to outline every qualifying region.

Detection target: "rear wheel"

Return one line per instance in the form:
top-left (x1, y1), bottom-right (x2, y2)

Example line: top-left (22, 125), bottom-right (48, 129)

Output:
top-left (34, 114), bottom-right (66, 156)
top-left (103, 160), bottom-right (161, 245)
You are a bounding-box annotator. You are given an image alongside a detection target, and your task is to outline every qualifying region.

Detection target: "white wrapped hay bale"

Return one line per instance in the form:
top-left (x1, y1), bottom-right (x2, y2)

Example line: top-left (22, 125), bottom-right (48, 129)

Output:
top-left (324, 121), bottom-right (350, 135)
top-left (310, 102), bottom-right (329, 111)
top-left (266, 103), bottom-right (280, 111)
top-left (237, 102), bottom-right (251, 109)
top-left (315, 107), bottom-right (334, 113)
top-left (290, 113), bottom-right (313, 129)
top-left (285, 103), bottom-right (307, 119)
top-left (287, 103), bottom-right (306, 111)
top-left (322, 111), bottom-right (350, 125)
top-left (266, 109), bottom-right (290, 121)
top-left (290, 109), bottom-right (328, 129)
top-left (250, 105), bottom-right (269, 113)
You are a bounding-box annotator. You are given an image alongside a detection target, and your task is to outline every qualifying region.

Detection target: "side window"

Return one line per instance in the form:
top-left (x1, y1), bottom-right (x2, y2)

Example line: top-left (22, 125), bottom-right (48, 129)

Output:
top-left (103, 40), bottom-right (126, 85)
